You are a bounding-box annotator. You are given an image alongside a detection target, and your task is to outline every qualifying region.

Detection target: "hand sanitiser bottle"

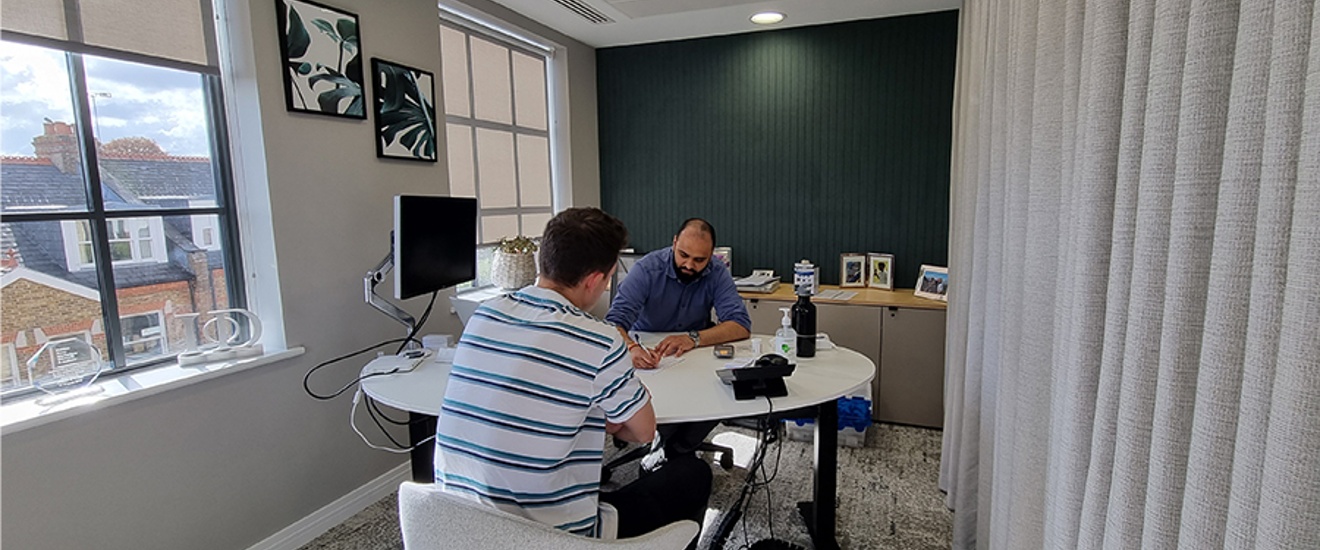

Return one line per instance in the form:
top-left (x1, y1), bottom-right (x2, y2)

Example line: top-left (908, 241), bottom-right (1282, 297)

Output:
top-left (774, 307), bottom-right (797, 358)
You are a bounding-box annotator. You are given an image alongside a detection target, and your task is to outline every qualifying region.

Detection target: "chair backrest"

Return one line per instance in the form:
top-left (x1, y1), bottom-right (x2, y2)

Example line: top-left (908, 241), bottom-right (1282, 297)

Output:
top-left (397, 482), bottom-right (699, 550)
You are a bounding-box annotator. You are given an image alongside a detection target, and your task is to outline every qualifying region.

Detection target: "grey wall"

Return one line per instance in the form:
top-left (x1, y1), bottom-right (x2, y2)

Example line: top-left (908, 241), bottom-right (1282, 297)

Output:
top-left (598, 12), bottom-right (958, 286)
top-left (0, 1), bottom-right (599, 549)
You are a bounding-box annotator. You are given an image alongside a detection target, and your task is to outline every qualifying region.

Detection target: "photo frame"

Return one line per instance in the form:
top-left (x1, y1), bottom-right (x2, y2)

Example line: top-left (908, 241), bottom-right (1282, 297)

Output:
top-left (840, 253), bottom-right (866, 287)
top-left (371, 58), bottom-right (437, 161)
top-left (276, 0), bottom-right (366, 119)
top-left (867, 253), bottom-right (894, 290)
top-left (914, 264), bottom-right (949, 302)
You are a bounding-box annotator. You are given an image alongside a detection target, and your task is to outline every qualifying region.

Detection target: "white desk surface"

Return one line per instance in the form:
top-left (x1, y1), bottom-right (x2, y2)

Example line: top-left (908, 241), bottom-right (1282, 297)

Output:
top-left (360, 334), bottom-right (875, 423)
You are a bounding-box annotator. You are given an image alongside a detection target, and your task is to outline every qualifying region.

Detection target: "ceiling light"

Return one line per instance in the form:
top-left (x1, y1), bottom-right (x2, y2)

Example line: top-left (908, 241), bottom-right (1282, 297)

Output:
top-left (750, 12), bottom-right (785, 25)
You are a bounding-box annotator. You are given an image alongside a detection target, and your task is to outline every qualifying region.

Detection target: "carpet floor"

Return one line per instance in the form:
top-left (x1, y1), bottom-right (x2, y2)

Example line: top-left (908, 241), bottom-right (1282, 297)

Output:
top-left (298, 422), bottom-right (952, 550)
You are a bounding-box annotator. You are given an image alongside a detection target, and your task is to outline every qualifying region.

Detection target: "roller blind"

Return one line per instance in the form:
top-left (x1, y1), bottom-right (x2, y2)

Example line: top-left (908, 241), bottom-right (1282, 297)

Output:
top-left (1, 0), bottom-right (217, 73)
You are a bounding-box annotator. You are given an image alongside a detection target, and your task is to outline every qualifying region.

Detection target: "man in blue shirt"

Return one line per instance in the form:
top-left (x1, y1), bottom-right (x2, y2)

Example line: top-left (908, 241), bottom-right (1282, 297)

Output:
top-left (605, 218), bottom-right (751, 465)
top-left (606, 218), bottom-right (751, 367)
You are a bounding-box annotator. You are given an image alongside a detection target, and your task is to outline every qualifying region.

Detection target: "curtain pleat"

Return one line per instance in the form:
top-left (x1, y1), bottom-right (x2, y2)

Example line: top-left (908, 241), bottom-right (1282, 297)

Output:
top-left (941, 0), bottom-right (1320, 548)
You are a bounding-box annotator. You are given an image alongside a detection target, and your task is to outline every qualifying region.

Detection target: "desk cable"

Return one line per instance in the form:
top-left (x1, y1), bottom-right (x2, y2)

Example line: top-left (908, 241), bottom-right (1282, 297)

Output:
top-left (712, 395), bottom-right (797, 550)
top-left (301, 291), bottom-right (438, 401)
top-left (302, 291), bottom-right (439, 453)
top-left (351, 389), bottom-right (435, 453)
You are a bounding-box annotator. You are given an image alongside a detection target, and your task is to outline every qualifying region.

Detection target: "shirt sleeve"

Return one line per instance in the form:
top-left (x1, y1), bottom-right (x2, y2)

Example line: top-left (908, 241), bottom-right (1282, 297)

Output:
top-left (604, 263), bottom-right (649, 331)
top-left (710, 266), bottom-right (752, 331)
top-left (594, 342), bottom-right (650, 423)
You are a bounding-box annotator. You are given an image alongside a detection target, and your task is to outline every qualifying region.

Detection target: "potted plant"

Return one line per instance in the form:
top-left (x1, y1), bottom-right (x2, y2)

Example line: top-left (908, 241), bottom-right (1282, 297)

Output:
top-left (491, 235), bottom-right (538, 290)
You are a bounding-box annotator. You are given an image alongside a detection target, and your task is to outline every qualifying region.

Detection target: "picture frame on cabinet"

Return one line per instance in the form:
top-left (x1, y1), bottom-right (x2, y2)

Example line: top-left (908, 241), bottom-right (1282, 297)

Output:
top-left (914, 264), bottom-right (949, 301)
top-left (840, 253), bottom-right (866, 287)
top-left (867, 253), bottom-right (894, 290)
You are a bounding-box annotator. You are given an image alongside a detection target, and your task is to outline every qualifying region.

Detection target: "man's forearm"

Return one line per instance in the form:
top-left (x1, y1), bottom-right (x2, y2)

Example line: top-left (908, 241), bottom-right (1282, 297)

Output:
top-left (697, 321), bottom-right (750, 347)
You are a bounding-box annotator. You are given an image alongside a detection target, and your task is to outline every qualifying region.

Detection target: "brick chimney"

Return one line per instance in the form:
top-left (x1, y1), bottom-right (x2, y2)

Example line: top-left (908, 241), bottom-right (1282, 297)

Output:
top-left (31, 120), bottom-right (82, 174)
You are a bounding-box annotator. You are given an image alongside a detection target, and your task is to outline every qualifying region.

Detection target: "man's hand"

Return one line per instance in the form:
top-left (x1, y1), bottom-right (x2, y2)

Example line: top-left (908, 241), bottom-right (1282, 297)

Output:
top-left (628, 343), bottom-right (660, 369)
top-left (653, 334), bottom-right (697, 358)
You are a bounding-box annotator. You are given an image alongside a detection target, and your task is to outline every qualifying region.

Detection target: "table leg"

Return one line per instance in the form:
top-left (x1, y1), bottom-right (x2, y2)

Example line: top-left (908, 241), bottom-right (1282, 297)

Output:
top-left (409, 412), bottom-right (437, 483)
top-left (796, 398), bottom-right (839, 550)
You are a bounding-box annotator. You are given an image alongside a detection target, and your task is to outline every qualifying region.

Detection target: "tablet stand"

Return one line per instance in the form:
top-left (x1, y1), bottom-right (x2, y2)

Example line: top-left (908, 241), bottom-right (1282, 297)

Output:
top-left (732, 376), bottom-right (788, 400)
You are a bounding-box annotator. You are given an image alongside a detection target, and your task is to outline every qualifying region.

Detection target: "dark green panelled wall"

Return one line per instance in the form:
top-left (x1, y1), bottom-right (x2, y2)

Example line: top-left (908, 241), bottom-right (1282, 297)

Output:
top-left (598, 10), bottom-right (958, 287)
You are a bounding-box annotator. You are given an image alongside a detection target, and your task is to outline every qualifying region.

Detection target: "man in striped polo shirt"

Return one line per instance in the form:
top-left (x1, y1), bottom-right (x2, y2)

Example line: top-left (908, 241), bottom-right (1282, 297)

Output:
top-left (435, 207), bottom-right (711, 542)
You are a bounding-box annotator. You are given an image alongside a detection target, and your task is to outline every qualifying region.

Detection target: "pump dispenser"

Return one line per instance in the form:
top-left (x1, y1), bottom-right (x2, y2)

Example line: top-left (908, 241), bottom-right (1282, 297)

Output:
top-left (773, 307), bottom-right (797, 358)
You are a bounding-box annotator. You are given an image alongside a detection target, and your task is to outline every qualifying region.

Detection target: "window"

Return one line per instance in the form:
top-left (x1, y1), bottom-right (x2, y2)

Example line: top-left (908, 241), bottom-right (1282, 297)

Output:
top-left (121, 311), bottom-right (167, 360)
top-left (438, 8), bottom-right (557, 287)
top-left (61, 218), bottom-right (167, 270)
top-left (0, 0), bottom-right (244, 397)
top-left (189, 201), bottom-right (222, 250)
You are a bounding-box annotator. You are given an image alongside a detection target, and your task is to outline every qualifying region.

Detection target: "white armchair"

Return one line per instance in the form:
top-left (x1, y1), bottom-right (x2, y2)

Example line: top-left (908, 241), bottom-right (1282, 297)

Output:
top-left (397, 481), bottom-right (699, 550)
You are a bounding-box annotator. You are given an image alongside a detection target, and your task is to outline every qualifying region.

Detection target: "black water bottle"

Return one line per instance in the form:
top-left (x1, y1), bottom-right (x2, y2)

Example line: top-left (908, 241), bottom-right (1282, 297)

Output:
top-left (791, 294), bottom-right (816, 358)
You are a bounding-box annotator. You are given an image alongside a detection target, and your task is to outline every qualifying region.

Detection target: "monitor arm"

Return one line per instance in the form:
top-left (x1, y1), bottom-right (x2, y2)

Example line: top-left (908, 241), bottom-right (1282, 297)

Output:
top-left (364, 250), bottom-right (418, 346)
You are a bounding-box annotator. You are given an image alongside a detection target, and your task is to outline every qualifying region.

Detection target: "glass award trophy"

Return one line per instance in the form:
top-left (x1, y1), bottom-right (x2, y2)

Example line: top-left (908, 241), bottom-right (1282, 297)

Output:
top-left (26, 337), bottom-right (107, 404)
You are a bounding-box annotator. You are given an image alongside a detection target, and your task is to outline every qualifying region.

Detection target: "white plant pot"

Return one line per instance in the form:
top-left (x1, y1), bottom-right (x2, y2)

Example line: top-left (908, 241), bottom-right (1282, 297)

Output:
top-left (492, 251), bottom-right (537, 290)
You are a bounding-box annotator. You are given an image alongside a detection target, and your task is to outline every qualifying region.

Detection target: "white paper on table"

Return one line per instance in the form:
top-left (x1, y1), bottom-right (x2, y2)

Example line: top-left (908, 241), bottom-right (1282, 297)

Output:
top-left (656, 355), bottom-right (686, 369)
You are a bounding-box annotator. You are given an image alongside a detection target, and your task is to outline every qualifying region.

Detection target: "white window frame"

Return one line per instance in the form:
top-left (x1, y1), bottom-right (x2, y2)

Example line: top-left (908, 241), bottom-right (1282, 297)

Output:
top-left (60, 218), bottom-right (168, 271)
top-left (120, 310), bottom-right (168, 359)
top-left (1, 343), bottom-right (21, 389)
top-left (189, 200), bottom-right (222, 250)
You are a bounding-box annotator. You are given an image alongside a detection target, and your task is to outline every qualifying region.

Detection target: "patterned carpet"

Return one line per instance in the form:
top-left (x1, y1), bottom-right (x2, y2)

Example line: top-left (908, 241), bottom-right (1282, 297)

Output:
top-left (298, 423), bottom-right (952, 550)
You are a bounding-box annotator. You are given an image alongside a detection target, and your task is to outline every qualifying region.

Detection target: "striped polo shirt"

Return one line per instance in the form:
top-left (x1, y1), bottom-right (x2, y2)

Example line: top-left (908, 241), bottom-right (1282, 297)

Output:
top-left (434, 285), bottom-right (650, 536)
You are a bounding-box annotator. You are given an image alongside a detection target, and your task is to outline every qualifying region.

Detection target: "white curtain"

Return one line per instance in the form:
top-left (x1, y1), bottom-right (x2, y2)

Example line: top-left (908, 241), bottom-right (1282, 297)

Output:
top-left (940, 1), bottom-right (1320, 549)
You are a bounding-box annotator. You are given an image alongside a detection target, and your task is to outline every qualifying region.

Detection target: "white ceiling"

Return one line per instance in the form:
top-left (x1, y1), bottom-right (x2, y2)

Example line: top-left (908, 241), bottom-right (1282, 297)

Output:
top-left (488, 0), bottom-right (963, 48)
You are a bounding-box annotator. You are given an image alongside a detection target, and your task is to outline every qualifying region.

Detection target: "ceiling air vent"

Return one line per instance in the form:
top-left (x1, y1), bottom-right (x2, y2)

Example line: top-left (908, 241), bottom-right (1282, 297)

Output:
top-left (553, 0), bottom-right (615, 24)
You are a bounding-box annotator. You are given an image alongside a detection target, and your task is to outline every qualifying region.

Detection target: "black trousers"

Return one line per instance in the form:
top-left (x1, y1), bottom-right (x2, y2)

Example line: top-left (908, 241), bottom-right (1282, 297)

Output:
top-left (600, 452), bottom-right (713, 539)
top-left (658, 419), bottom-right (721, 456)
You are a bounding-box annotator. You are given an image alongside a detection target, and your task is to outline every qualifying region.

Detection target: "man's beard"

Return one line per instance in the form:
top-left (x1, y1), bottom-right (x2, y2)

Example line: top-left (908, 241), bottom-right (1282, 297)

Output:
top-left (675, 261), bottom-right (702, 283)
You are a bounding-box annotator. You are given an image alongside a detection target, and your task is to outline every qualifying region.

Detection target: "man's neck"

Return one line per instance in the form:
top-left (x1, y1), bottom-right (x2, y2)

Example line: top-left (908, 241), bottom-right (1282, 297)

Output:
top-left (536, 279), bottom-right (587, 309)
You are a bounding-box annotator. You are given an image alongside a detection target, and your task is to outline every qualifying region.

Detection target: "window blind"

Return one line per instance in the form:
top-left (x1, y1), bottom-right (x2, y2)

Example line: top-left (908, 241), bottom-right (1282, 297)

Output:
top-left (1, 0), bottom-right (217, 73)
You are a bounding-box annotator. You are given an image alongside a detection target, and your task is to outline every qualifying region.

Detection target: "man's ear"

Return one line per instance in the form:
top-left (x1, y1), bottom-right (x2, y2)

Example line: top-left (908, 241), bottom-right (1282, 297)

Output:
top-left (583, 270), bottom-right (608, 292)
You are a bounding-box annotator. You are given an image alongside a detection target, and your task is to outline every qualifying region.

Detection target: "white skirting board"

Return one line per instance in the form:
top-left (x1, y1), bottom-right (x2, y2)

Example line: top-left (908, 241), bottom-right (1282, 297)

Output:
top-left (246, 462), bottom-right (411, 550)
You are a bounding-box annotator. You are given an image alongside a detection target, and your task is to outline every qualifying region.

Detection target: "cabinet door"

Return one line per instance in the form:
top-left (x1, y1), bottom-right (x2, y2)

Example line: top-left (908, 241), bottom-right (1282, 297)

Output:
top-left (814, 303), bottom-right (881, 401)
top-left (743, 298), bottom-right (792, 334)
top-left (878, 308), bottom-right (946, 428)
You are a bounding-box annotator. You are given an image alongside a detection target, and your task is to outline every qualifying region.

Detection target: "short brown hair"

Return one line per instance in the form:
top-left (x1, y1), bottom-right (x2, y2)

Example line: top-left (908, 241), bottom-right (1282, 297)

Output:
top-left (538, 208), bottom-right (629, 286)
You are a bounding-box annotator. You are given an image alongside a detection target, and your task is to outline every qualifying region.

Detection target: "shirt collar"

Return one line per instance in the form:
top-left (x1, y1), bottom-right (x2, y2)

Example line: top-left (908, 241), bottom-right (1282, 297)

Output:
top-left (514, 285), bottom-right (577, 310)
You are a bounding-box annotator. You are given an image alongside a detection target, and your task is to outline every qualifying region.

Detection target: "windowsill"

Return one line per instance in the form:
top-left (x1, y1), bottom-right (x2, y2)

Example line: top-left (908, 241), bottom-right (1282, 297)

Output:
top-left (455, 285), bottom-right (509, 301)
top-left (0, 346), bottom-right (305, 435)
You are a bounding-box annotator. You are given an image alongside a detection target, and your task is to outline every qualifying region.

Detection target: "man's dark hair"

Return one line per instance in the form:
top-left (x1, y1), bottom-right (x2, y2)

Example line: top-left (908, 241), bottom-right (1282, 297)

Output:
top-left (674, 218), bottom-right (716, 245)
top-left (539, 207), bottom-right (629, 286)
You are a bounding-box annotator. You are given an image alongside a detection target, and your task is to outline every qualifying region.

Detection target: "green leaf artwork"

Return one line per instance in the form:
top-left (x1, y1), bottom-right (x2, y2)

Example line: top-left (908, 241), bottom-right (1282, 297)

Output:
top-left (371, 59), bottom-right (436, 161)
top-left (277, 0), bottom-right (364, 118)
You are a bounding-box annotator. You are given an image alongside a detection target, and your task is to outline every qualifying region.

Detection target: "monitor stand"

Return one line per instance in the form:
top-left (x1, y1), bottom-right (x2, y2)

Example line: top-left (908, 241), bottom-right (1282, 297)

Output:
top-left (732, 377), bottom-right (788, 401)
top-left (364, 249), bottom-right (419, 349)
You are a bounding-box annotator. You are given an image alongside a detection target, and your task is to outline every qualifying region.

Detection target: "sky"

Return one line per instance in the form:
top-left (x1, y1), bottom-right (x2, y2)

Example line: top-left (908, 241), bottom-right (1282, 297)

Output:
top-left (1, 41), bottom-right (212, 158)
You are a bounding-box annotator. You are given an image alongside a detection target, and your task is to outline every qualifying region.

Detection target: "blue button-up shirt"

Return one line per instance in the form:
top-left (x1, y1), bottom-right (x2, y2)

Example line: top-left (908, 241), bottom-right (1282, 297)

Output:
top-left (605, 247), bottom-right (751, 334)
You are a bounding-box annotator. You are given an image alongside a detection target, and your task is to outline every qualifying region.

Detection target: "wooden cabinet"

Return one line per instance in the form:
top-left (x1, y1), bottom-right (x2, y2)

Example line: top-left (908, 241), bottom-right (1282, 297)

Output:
top-left (741, 286), bottom-right (945, 427)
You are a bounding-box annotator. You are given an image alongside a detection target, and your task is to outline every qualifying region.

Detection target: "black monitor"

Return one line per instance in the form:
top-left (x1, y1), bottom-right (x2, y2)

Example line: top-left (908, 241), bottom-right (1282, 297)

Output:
top-left (393, 195), bottom-right (477, 300)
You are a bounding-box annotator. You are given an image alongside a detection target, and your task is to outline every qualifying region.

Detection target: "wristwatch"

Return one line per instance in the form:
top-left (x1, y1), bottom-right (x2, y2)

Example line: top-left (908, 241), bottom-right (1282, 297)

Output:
top-left (687, 330), bottom-right (701, 347)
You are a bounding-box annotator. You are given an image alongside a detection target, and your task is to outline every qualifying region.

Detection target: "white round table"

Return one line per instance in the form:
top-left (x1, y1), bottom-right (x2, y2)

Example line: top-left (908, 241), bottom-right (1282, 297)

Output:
top-left (359, 334), bottom-right (873, 550)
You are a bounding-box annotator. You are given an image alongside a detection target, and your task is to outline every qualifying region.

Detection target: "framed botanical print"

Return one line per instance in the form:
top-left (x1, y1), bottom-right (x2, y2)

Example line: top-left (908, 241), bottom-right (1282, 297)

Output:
top-left (371, 58), bottom-right (437, 161)
top-left (276, 0), bottom-right (366, 119)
